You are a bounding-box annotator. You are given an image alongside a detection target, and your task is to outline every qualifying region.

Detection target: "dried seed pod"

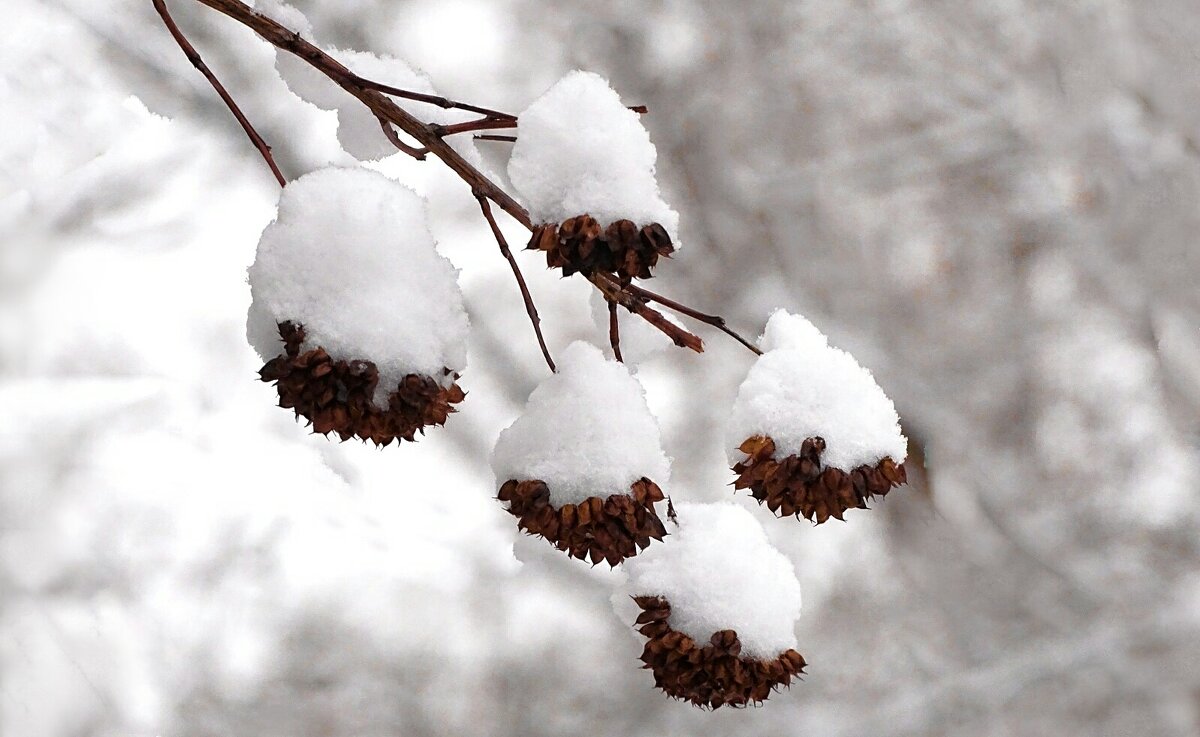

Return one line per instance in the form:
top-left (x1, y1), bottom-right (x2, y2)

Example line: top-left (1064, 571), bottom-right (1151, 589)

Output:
top-left (732, 435), bottom-right (906, 524)
top-left (528, 215), bottom-right (674, 280)
top-left (497, 477), bottom-right (669, 566)
top-left (259, 321), bottom-right (465, 446)
top-left (632, 595), bottom-right (806, 709)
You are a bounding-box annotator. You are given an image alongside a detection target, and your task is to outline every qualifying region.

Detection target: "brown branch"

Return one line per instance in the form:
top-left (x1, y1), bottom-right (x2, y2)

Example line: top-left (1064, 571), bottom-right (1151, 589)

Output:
top-left (153, 0), bottom-right (285, 187)
top-left (607, 298), bottom-right (623, 362)
top-left (589, 273), bottom-right (703, 353)
top-left (474, 134), bottom-right (517, 143)
top-left (475, 193), bottom-right (556, 372)
top-left (190, 0), bottom-right (531, 227)
top-left (624, 282), bottom-right (762, 356)
top-left (377, 117), bottom-right (429, 159)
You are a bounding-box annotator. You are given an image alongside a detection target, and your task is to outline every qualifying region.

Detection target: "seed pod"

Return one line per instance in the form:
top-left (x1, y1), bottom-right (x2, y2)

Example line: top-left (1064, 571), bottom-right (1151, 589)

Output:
top-left (497, 477), bottom-right (669, 566)
top-left (247, 167), bottom-right (470, 443)
top-left (259, 322), bottom-right (465, 446)
top-left (732, 435), bottom-right (906, 524)
top-left (632, 595), bottom-right (806, 709)
top-left (622, 502), bottom-right (806, 707)
top-left (527, 215), bottom-right (674, 279)
top-left (728, 310), bottom-right (908, 520)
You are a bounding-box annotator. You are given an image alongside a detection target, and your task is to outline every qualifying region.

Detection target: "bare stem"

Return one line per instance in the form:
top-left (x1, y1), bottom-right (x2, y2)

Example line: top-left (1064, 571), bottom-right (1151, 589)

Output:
top-left (475, 194), bottom-right (556, 372)
top-left (607, 299), bottom-right (623, 362)
top-left (378, 118), bottom-right (429, 160)
top-left (474, 134), bottom-right (517, 143)
top-left (153, 0), bottom-right (286, 187)
top-left (624, 282), bottom-right (762, 355)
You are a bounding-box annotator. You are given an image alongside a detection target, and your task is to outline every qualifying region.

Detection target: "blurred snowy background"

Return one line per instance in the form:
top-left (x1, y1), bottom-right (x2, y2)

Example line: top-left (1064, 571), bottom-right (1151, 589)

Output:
top-left (5, 0), bottom-right (1200, 735)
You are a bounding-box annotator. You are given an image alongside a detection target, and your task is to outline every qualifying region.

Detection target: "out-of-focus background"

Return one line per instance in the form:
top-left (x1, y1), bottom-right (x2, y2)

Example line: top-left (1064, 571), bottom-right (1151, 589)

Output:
top-left (4, 1), bottom-right (1200, 735)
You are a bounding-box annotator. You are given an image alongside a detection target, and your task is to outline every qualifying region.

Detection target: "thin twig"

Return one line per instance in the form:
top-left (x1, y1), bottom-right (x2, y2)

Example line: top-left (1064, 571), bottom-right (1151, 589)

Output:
top-left (353, 77), bottom-right (516, 120)
top-left (475, 193), bottom-right (556, 372)
top-left (624, 282), bottom-right (762, 355)
top-left (607, 298), bottom-right (623, 362)
top-left (432, 117), bottom-right (518, 137)
top-left (153, 0), bottom-right (285, 186)
top-left (378, 117), bottom-right (429, 159)
top-left (474, 134), bottom-right (517, 142)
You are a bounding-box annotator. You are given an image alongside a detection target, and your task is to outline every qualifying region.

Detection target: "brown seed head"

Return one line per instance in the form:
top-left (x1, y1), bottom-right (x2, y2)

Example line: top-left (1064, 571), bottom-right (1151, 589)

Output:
top-left (528, 215), bottom-right (674, 280)
top-left (732, 435), bottom-right (907, 524)
top-left (496, 477), bottom-right (669, 566)
top-left (632, 595), bottom-right (806, 709)
top-left (258, 321), bottom-right (465, 446)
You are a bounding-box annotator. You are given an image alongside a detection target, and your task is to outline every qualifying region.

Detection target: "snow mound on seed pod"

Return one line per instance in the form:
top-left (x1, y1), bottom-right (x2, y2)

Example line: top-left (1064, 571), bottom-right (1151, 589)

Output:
top-left (728, 310), bottom-right (906, 471)
top-left (588, 290), bottom-right (682, 364)
top-left (491, 341), bottom-right (671, 506)
top-left (624, 501), bottom-right (801, 659)
top-left (507, 70), bottom-right (679, 239)
top-left (247, 167), bottom-right (468, 405)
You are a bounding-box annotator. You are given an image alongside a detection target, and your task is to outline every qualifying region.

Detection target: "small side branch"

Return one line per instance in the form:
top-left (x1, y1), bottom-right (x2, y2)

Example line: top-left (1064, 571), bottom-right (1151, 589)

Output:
top-left (607, 299), bottom-right (623, 362)
top-left (378, 118), bottom-right (429, 160)
top-left (624, 282), bottom-right (762, 356)
top-left (476, 194), bottom-right (556, 372)
top-left (432, 117), bottom-right (518, 137)
top-left (354, 77), bottom-right (516, 120)
top-left (475, 134), bottom-right (517, 143)
top-left (589, 273), bottom-right (703, 353)
top-left (152, 0), bottom-right (285, 187)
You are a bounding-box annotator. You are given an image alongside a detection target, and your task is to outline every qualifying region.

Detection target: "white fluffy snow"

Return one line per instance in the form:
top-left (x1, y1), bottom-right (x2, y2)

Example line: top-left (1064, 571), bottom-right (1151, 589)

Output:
top-left (623, 501), bottom-right (802, 660)
top-left (491, 341), bottom-right (671, 506)
top-left (507, 71), bottom-right (679, 238)
top-left (247, 167), bottom-right (469, 403)
top-left (729, 310), bottom-right (907, 471)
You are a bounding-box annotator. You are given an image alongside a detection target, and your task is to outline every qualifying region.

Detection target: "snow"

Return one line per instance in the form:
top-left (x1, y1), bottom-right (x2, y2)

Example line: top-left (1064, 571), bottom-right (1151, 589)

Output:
top-left (623, 501), bottom-right (802, 660)
top-left (247, 166), bottom-right (469, 404)
top-left (507, 71), bottom-right (679, 238)
top-left (588, 290), bottom-right (682, 364)
top-left (491, 341), bottom-right (671, 506)
top-left (728, 310), bottom-right (907, 471)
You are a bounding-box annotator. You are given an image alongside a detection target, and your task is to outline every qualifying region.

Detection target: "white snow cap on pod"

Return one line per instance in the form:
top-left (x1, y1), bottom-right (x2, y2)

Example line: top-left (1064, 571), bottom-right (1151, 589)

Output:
top-left (491, 341), bottom-right (671, 506)
top-left (507, 70), bottom-right (679, 239)
top-left (729, 310), bottom-right (907, 471)
top-left (247, 167), bottom-right (469, 404)
top-left (624, 501), bottom-right (802, 660)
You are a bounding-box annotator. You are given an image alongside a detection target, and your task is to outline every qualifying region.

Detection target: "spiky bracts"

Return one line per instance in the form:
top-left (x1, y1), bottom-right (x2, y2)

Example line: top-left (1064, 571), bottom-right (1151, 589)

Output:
top-left (496, 477), bottom-right (668, 566)
top-left (528, 215), bottom-right (674, 279)
top-left (258, 321), bottom-right (465, 446)
top-left (733, 435), bottom-right (906, 524)
top-left (632, 595), bottom-right (806, 709)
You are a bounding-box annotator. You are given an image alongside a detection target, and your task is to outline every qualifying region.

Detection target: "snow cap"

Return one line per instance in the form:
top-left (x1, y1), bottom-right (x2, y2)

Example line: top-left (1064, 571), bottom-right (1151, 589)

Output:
top-left (247, 166), bottom-right (469, 404)
top-left (491, 341), bottom-right (671, 506)
top-left (729, 310), bottom-right (907, 471)
top-left (624, 501), bottom-right (802, 659)
top-left (508, 71), bottom-right (679, 239)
